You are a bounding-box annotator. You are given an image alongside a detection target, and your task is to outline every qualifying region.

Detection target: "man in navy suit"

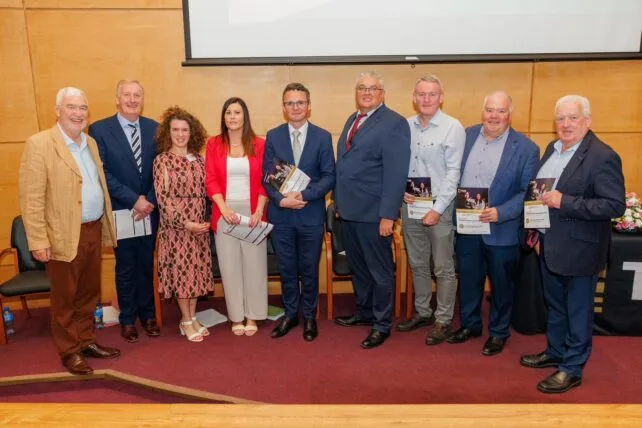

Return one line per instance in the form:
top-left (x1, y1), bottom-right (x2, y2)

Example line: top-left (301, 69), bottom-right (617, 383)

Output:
top-left (520, 95), bottom-right (624, 393)
top-left (264, 82), bottom-right (335, 342)
top-left (334, 71), bottom-right (411, 349)
top-left (88, 80), bottom-right (160, 343)
top-left (447, 91), bottom-right (539, 356)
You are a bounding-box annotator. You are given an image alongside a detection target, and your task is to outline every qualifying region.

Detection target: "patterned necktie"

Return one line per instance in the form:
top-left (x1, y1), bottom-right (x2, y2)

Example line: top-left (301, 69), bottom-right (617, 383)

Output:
top-left (292, 130), bottom-right (302, 166)
top-left (127, 123), bottom-right (142, 174)
top-left (346, 113), bottom-right (367, 151)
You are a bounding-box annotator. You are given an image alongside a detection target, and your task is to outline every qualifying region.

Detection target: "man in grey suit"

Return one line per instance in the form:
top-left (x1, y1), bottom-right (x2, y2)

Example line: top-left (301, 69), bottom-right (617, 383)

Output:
top-left (334, 71), bottom-right (411, 349)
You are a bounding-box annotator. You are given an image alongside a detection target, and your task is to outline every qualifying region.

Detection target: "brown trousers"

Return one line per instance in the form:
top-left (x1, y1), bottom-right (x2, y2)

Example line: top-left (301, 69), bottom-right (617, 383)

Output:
top-left (46, 220), bottom-right (102, 358)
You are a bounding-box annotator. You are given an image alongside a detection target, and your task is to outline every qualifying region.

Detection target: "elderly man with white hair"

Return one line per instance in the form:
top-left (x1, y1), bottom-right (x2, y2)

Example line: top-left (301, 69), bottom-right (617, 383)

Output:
top-left (19, 87), bottom-right (119, 375)
top-left (520, 95), bottom-right (625, 393)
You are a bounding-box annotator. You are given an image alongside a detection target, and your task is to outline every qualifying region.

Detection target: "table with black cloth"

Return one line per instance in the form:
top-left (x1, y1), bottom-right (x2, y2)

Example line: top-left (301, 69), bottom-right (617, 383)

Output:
top-left (511, 231), bottom-right (642, 336)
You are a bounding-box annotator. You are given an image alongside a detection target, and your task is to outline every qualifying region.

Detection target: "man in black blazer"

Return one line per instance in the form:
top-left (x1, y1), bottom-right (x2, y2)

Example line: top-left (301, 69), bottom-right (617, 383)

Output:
top-left (263, 83), bottom-right (335, 341)
top-left (88, 80), bottom-right (160, 343)
top-left (520, 95), bottom-right (625, 393)
top-left (334, 71), bottom-right (411, 349)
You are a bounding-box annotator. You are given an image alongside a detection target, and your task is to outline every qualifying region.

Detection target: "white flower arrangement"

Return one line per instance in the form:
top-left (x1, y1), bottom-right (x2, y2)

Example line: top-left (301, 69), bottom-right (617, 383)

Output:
top-left (613, 192), bottom-right (642, 232)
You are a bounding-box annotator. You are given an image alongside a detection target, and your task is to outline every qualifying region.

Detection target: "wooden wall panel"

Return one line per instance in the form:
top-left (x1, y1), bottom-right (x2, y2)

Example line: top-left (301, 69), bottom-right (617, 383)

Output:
top-left (0, 9), bottom-right (39, 142)
top-left (25, 0), bottom-right (180, 9)
top-left (0, 143), bottom-right (25, 248)
top-left (531, 61), bottom-right (642, 133)
top-left (0, 0), bottom-right (23, 8)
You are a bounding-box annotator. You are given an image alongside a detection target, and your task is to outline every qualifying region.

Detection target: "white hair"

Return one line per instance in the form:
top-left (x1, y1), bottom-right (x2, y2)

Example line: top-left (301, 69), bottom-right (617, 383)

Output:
top-left (483, 90), bottom-right (513, 113)
top-left (356, 71), bottom-right (384, 89)
top-left (555, 95), bottom-right (591, 117)
top-left (414, 74), bottom-right (443, 93)
top-left (55, 87), bottom-right (87, 106)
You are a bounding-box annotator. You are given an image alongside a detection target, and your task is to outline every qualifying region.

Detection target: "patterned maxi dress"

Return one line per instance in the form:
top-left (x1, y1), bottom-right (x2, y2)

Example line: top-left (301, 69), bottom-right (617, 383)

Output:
top-left (153, 151), bottom-right (213, 299)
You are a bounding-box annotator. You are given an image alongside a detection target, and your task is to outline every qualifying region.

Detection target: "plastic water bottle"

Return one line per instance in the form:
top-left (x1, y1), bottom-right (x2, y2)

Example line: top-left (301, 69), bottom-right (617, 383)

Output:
top-left (3, 307), bottom-right (15, 336)
top-left (94, 303), bottom-right (104, 329)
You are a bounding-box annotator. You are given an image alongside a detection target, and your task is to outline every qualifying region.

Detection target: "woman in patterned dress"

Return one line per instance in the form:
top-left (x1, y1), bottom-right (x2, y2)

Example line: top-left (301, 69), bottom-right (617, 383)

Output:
top-left (153, 106), bottom-right (213, 342)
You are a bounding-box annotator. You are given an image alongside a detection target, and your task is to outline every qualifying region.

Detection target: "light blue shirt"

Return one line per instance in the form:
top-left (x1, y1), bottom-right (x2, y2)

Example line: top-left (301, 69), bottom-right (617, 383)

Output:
top-left (117, 113), bottom-right (140, 147)
top-left (289, 121), bottom-right (309, 151)
top-left (536, 139), bottom-right (581, 189)
top-left (58, 123), bottom-right (104, 223)
top-left (460, 127), bottom-right (510, 188)
top-left (407, 110), bottom-right (465, 214)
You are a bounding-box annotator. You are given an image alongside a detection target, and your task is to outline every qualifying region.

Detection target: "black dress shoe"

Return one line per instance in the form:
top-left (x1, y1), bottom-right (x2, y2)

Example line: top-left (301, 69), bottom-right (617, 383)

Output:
top-left (425, 322), bottom-right (452, 346)
top-left (396, 314), bottom-right (435, 332)
top-left (481, 336), bottom-right (506, 356)
top-left (62, 353), bottom-right (93, 375)
top-left (335, 314), bottom-right (373, 327)
top-left (520, 351), bottom-right (562, 369)
top-left (303, 319), bottom-right (318, 342)
top-left (143, 319), bottom-right (161, 337)
top-left (81, 343), bottom-right (121, 359)
top-left (271, 317), bottom-right (299, 338)
top-left (537, 370), bottom-right (582, 394)
top-left (360, 329), bottom-right (390, 349)
top-left (446, 327), bottom-right (482, 344)
top-left (120, 325), bottom-right (139, 343)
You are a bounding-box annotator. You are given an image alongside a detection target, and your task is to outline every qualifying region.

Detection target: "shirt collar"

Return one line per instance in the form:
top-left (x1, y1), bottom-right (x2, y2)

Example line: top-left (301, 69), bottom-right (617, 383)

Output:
top-left (288, 121), bottom-right (309, 137)
top-left (553, 138), bottom-right (582, 155)
top-left (357, 103), bottom-right (383, 119)
top-left (480, 126), bottom-right (510, 143)
top-left (412, 109), bottom-right (443, 129)
top-left (57, 122), bottom-right (87, 149)
top-left (117, 112), bottom-right (140, 129)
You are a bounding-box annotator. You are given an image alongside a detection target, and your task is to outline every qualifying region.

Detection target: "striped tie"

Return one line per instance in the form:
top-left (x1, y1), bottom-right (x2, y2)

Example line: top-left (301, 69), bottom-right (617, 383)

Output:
top-left (127, 123), bottom-right (142, 174)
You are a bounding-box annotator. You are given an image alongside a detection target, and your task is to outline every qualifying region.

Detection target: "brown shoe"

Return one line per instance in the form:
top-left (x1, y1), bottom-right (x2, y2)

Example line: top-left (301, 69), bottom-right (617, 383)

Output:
top-left (143, 319), bottom-right (161, 337)
top-left (62, 353), bottom-right (93, 375)
top-left (120, 324), bottom-right (139, 343)
top-left (426, 322), bottom-right (452, 346)
top-left (81, 343), bottom-right (121, 359)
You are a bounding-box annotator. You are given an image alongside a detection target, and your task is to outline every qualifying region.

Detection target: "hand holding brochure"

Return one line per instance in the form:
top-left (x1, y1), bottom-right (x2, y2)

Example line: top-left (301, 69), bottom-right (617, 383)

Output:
top-left (263, 157), bottom-right (310, 194)
top-left (406, 177), bottom-right (433, 220)
top-left (524, 178), bottom-right (555, 229)
top-left (222, 214), bottom-right (273, 245)
top-left (112, 209), bottom-right (152, 240)
top-left (455, 187), bottom-right (490, 234)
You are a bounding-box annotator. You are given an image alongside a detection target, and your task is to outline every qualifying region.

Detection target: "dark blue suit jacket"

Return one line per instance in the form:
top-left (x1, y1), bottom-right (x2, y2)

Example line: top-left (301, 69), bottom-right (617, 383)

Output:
top-left (88, 114), bottom-right (159, 225)
top-left (461, 125), bottom-right (539, 246)
top-left (263, 122), bottom-right (336, 226)
top-left (540, 130), bottom-right (625, 276)
top-left (334, 104), bottom-right (410, 222)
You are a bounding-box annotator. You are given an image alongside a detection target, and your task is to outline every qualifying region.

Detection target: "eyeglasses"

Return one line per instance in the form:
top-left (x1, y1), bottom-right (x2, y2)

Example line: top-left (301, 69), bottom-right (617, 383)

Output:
top-left (484, 108), bottom-right (509, 115)
top-left (555, 115), bottom-right (582, 123)
top-left (415, 92), bottom-right (441, 98)
top-left (64, 104), bottom-right (89, 112)
top-left (356, 86), bottom-right (383, 94)
top-left (283, 101), bottom-right (309, 108)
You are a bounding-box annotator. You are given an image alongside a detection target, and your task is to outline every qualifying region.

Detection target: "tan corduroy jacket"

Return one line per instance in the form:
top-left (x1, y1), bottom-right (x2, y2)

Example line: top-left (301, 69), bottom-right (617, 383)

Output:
top-left (18, 124), bottom-right (117, 262)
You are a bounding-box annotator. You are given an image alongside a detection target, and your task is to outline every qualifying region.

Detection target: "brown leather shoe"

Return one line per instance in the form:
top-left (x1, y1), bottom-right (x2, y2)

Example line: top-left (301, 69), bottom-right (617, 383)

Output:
top-left (426, 322), bottom-right (452, 346)
top-left (81, 343), bottom-right (121, 359)
top-left (62, 353), bottom-right (93, 375)
top-left (143, 319), bottom-right (161, 337)
top-left (120, 324), bottom-right (139, 343)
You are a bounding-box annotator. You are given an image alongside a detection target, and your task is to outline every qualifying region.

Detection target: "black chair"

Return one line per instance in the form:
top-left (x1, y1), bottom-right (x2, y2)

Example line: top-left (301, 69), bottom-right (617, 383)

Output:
top-left (324, 202), bottom-right (402, 320)
top-left (0, 216), bottom-right (51, 345)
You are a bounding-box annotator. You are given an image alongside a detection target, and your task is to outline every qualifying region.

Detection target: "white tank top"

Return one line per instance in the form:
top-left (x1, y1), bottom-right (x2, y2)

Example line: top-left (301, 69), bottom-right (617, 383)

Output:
top-left (226, 156), bottom-right (250, 201)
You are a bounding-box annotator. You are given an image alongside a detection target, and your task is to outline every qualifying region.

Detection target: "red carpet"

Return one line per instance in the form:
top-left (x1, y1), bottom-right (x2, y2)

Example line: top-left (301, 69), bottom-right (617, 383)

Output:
top-left (1, 295), bottom-right (641, 404)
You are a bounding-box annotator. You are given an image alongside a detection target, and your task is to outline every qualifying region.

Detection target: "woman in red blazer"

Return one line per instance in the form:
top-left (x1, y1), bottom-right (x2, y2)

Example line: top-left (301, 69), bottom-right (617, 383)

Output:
top-left (205, 97), bottom-right (268, 337)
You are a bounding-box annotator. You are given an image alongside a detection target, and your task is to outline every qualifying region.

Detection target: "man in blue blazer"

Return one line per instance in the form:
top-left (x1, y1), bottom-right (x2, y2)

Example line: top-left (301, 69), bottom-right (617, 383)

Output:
top-left (447, 91), bottom-right (539, 356)
top-left (334, 71), bottom-right (411, 349)
top-left (520, 95), bottom-right (624, 393)
top-left (264, 83), bottom-right (335, 342)
top-left (88, 80), bottom-right (159, 343)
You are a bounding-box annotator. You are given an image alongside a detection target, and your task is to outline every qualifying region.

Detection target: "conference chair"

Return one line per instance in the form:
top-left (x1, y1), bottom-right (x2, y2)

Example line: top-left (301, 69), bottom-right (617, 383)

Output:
top-left (324, 202), bottom-right (402, 320)
top-left (0, 216), bottom-right (51, 345)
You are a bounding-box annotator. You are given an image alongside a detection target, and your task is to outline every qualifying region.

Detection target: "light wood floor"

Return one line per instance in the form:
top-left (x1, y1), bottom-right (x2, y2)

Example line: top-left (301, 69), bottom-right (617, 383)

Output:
top-left (1, 404), bottom-right (642, 427)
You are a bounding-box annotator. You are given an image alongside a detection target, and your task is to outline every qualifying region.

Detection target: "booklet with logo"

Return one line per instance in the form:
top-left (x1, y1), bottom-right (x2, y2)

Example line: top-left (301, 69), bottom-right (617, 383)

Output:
top-left (263, 157), bottom-right (310, 194)
top-left (222, 214), bottom-right (273, 245)
top-left (406, 177), bottom-right (433, 220)
top-left (524, 178), bottom-right (555, 229)
top-left (455, 187), bottom-right (490, 234)
top-left (112, 209), bottom-right (152, 240)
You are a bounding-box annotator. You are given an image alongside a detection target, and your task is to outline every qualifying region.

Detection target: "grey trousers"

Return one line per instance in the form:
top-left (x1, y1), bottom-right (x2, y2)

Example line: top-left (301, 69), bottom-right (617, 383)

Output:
top-left (215, 199), bottom-right (268, 322)
top-left (402, 202), bottom-right (457, 324)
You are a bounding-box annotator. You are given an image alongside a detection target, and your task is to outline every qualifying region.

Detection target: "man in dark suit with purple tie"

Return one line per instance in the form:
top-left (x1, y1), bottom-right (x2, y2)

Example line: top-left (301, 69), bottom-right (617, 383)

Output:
top-left (263, 83), bottom-right (335, 341)
top-left (333, 71), bottom-right (411, 349)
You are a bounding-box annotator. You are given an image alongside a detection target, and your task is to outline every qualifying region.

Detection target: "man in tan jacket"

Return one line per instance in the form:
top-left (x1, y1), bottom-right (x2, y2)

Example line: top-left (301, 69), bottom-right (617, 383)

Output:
top-left (19, 87), bottom-right (120, 375)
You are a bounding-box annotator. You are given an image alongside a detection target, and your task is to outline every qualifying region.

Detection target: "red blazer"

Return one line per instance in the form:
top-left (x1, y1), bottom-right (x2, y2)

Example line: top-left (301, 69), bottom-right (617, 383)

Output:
top-left (205, 135), bottom-right (267, 232)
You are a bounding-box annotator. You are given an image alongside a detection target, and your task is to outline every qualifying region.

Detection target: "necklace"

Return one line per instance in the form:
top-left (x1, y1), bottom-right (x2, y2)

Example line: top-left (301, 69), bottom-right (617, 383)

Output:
top-left (230, 142), bottom-right (242, 147)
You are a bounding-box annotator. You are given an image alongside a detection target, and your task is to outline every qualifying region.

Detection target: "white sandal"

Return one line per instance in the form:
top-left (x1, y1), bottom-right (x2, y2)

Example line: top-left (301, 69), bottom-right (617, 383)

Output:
top-left (191, 317), bottom-right (210, 336)
top-left (180, 320), bottom-right (204, 342)
top-left (231, 323), bottom-right (245, 336)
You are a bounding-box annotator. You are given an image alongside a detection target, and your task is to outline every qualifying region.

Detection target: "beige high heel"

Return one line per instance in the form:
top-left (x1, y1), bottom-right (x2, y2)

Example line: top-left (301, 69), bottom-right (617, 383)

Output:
top-left (191, 317), bottom-right (210, 336)
top-left (180, 320), bottom-right (204, 342)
